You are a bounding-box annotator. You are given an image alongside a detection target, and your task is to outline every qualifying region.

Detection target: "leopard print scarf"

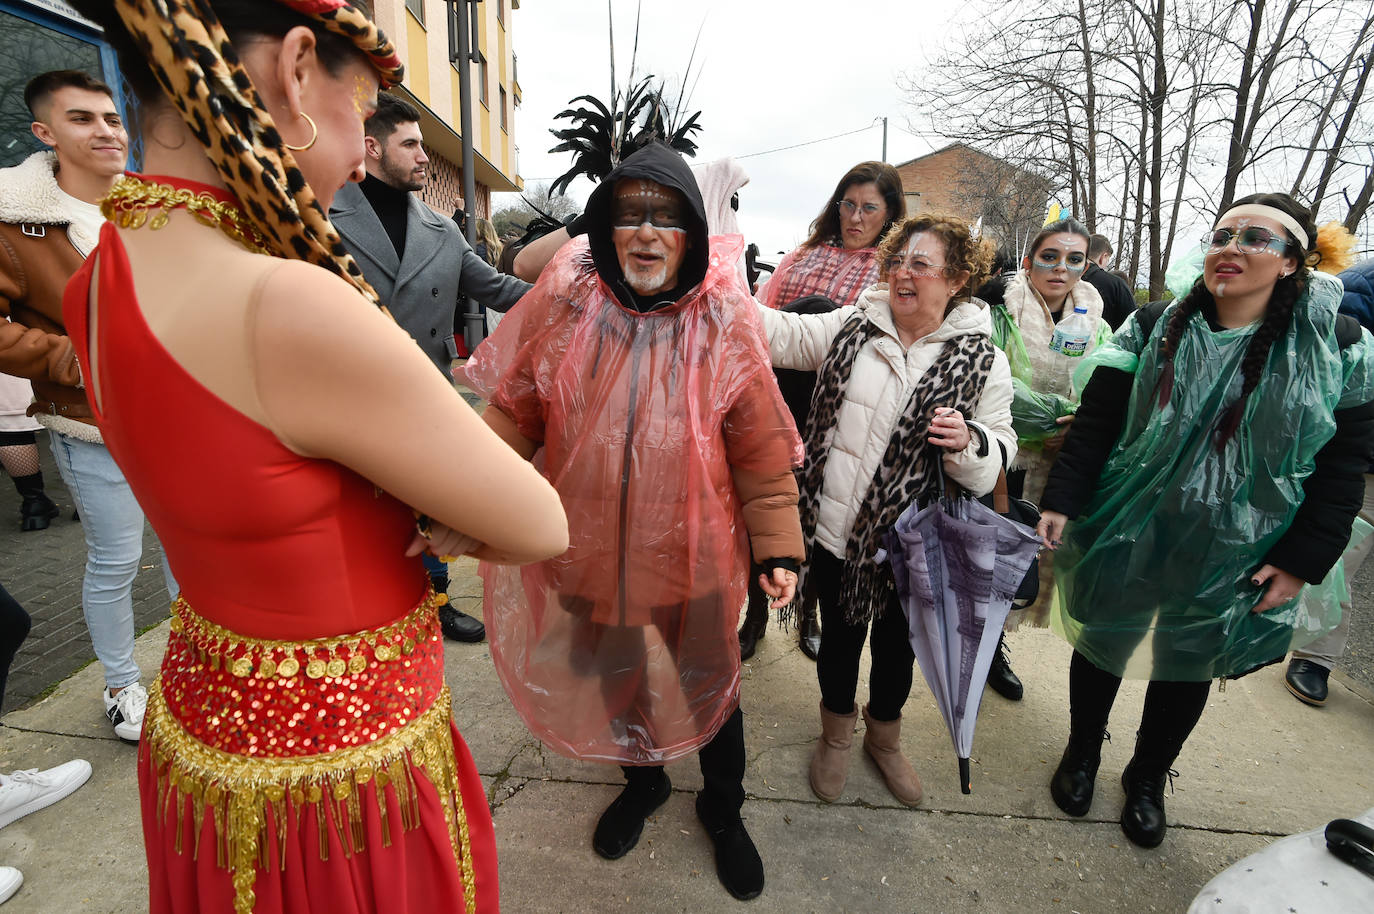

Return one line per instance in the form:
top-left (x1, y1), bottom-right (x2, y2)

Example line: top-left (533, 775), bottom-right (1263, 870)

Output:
top-left (798, 311), bottom-right (997, 625)
top-left (109, 0), bottom-right (404, 302)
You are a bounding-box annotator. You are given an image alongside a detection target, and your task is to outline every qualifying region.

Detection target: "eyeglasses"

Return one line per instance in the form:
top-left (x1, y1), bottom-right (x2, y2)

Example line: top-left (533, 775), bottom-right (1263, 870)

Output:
top-left (884, 256), bottom-right (947, 277)
top-left (611, 218), bottom-right (687, 234)
top-left (1202, 227), bottom-right (1290, 256)
top-left (611, 201), bottom-right (688, 233)
top-left (836, 199), bottom-right (884, 219)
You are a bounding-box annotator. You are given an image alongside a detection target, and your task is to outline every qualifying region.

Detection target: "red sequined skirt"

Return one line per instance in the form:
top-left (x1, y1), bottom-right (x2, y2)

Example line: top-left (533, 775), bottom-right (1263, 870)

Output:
top-left (139, 593), bottom-right (498, 914)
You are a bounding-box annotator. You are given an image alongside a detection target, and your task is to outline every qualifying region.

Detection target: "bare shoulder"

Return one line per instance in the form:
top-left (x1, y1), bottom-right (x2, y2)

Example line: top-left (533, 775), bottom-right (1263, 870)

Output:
top-left (250, 260), bottom-right (414, 355)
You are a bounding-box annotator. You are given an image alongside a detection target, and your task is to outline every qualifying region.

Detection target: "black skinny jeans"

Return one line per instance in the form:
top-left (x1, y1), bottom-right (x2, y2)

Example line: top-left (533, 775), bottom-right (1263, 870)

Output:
top-left (812, 547), bottom-right (915, 721)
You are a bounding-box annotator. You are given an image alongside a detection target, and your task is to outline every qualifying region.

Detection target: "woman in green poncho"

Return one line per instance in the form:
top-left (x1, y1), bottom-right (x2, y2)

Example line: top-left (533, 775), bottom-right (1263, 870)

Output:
top-left (1036, 192), bottom-right (1374, 849)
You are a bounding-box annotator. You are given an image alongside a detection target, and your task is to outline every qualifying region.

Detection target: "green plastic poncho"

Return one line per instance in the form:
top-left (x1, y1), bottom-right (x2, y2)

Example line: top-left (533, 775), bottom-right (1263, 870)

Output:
top-left (1051, 270), bottom-right (1374, 680)
top-left (990, 303), bottom-right (1111, 448)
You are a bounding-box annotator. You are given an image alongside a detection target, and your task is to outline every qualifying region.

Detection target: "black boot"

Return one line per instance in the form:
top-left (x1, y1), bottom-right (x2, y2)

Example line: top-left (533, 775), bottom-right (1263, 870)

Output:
top-left (738, 581), bottom-right (768, 662)
top-left (797, 587), bottom-right (820, 661)
top-left (1120, 679), bottom-right (1208, 848)
top-left (1120, 757), bottom-right (1174, 848)
top-left (696, 707), bottom-right (761, 898)
top-left (1050, 729), bottom-right (1108, 816)
top-left (987, 633), bottom-right (1023, 701)
top-left (696, 792), bottom-right (764, 900)
top-left (593, 766), bottom-right (671, 860)
top-left (13, 473), bottom-right (58, 532)
top-left (430, 574), bottom-right (486, 643)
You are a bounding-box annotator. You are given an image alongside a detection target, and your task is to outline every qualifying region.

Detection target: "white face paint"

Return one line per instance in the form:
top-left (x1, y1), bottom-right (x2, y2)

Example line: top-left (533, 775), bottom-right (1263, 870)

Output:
top-left (1215, 282), bottom-right (1227, 298)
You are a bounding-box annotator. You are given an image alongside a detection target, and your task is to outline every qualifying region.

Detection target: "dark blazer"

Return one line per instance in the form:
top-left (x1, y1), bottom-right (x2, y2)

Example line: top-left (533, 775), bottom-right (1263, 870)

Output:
top-left (330, 181), bottom-right (529, 372)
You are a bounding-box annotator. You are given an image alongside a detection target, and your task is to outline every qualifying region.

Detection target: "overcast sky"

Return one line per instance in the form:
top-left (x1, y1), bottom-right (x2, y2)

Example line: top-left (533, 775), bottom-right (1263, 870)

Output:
top-left (494, 0), bottom-right (966, 259)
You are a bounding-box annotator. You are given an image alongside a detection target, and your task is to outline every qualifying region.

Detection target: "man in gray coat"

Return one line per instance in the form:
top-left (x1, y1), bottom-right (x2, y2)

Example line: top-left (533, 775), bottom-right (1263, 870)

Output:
top-left (330, 92), bottom-right (530, 642)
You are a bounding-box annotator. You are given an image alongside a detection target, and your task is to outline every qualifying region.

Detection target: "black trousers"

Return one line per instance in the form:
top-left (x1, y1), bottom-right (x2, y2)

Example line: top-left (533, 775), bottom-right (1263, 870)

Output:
top-left (1067, 650), bottom-right (1210, 772)
top-left (0, 582), bottom-right (32, 711)
top-left (811, 547), bottom-right (915, 722)
top-left (624, 705), bottom-right (745, 816)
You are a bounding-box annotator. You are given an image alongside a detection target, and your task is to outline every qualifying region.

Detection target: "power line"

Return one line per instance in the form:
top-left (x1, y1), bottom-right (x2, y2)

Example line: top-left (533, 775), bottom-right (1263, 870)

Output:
top-left (735, 124), bottom-right (879, 160)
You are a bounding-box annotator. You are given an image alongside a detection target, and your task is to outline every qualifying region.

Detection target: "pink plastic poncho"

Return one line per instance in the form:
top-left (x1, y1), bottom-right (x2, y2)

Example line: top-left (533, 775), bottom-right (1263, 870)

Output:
top-left (464, 236), bottom-right (803, 764)
top-left (759, 242), bottom-right (880, 309)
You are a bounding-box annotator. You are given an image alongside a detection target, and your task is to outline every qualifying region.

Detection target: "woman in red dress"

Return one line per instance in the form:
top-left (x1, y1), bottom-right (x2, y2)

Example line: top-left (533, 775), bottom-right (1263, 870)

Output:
top-left (63, 2), bottom-right (568, 912)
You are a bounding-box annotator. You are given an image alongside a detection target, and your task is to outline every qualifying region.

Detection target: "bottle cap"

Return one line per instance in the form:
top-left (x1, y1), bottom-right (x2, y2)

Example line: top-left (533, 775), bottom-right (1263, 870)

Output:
top-left (1073, 305), bottom-right (1088, 313)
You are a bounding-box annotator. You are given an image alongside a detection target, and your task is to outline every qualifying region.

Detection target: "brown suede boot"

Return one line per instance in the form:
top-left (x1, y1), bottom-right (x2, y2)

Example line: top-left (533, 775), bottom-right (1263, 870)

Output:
top-left (861, 704), bottom-right (923, 807)
top-left (808, 702), bottom-right (858, 802)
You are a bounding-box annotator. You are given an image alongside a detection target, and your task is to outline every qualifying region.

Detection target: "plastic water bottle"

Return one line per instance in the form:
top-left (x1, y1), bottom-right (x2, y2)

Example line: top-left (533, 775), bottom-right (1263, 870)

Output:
top-left (1049, 305), bottom-right (1092, 358)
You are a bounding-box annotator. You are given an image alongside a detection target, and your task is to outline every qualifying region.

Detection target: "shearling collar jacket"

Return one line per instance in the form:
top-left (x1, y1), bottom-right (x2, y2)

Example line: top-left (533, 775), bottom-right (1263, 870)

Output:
top-left (0, 150), bottom-right (98, 431)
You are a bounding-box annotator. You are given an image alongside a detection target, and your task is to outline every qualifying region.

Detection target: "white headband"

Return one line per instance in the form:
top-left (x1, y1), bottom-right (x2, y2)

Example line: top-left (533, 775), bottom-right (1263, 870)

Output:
top-left (1216, 204), bottom-right (1308, 249)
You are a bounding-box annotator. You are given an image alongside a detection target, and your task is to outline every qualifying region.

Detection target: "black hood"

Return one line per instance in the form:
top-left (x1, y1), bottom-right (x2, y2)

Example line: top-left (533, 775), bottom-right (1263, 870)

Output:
top-left (584, 143), bottom-right (709, 310)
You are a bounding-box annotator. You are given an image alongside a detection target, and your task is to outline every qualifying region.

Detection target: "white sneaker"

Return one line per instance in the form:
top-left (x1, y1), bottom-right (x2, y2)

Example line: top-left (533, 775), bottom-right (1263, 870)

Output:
top-left (0, 867), bottom-right (21, 904)
top-left (0, 760), bottom-right (92, 830)
top-left (103, 683), bottom-right (147, 743)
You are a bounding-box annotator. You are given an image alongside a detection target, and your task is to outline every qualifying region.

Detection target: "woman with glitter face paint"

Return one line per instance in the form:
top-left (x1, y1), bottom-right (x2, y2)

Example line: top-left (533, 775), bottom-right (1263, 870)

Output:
top-left (62, 1), bottom-right (568, 911)
top-left (1036, 192), bottom-right (1374, 849)
top-left (982, 218), bottom-right (1111, 701)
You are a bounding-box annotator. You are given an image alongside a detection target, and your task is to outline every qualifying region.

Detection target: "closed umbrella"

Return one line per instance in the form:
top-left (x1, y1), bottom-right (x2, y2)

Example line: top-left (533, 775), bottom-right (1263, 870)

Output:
top-left (880, 484), bottom-right (1040, 793)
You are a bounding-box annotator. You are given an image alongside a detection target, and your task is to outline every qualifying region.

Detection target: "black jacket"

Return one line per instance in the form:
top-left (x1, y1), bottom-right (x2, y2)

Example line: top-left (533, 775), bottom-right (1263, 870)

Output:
top-left (1041, 299), bottom-right (1373, 583)
top-left (1083, 263), bottom-right (1137, 330)
top-left (582, 143), bottom-right (710, 313)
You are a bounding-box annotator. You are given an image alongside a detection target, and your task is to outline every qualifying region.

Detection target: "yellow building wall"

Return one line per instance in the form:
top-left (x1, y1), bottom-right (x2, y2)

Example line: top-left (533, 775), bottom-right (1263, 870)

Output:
top-left (374, 0), bottom-right (521, 192)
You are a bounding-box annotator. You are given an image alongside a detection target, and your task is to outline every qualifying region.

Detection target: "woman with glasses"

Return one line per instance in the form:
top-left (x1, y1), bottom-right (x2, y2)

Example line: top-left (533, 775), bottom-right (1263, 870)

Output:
top-left (981, 218), bottom-right (1111, 702)
top-left (741, 161), bottom-right (904, 661)
top-left (758, 161), bottom-right (905, 310)
top-left (1036, 192), bottom-right (1373, 849)
top-left (754, 214), bottom-right (1015, 807)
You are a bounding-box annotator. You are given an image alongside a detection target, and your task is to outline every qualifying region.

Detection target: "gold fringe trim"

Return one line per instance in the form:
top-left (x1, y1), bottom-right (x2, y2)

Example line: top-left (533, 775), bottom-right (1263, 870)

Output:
top-left (145, 680), bottom-right (478, 914)
top-left (167, 592), bottom-right (438, 680)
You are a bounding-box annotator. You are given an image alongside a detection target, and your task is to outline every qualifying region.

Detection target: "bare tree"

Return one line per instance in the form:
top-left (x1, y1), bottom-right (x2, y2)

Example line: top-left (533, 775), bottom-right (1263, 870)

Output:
top-left (901, 0), bottom-right (1374, 288)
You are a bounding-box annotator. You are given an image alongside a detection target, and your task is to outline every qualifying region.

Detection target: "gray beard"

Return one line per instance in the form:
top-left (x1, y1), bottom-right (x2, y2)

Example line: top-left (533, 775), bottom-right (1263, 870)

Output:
top-left (623, 262), bottom-right (668, 295)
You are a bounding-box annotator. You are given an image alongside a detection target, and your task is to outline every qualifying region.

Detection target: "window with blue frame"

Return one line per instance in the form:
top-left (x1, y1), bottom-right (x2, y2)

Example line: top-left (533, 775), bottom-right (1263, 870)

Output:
top-left (0, 1), bottom-right (136, 169)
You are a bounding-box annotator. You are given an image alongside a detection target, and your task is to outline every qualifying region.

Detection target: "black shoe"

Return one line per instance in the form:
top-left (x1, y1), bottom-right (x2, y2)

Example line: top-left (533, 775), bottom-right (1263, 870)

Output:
top-left (20, 491), bottom-right (59, 532)
top-left (1285, 658), bottom-right (1330, 706)
top-left (738, 597), bottom-right (768, 662)
top-left (987, 634), bottom-right (1023, 701)
top-left (1049, 730), bottom-right (1106, 817)
top-left (1120, 760), bottom-right (1173, 849)
top-left (797, 598), bottom-right (820, 662)
top-left (695, 793), bottom-right (764, 900)
top-left (593, 770), bottom-right (671, 860)
top-left (438, 605), bottom-right (486, 643)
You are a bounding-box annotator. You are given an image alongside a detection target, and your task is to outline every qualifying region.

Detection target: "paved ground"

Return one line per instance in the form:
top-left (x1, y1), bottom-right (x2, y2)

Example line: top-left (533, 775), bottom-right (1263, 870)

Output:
top-left (1, 432), bottom-right (1372, 912)
top-left (0, 438), bottom-right (170, 713)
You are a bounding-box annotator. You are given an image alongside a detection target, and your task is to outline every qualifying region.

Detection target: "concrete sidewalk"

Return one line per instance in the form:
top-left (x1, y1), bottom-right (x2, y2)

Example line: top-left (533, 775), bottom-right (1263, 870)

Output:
top-left (1, 555), bottom-right (1372, 913)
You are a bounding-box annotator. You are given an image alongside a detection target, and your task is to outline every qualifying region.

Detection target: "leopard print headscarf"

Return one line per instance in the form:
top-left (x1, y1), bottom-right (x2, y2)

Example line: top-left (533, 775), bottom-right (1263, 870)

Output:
top-left (109, 0), bottom-right (404, 302)
top-left (797, 311), bottom-right (997, 625)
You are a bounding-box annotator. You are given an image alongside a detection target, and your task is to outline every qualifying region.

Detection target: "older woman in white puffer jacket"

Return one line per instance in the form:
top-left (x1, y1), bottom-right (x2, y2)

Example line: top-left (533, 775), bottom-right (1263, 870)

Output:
top-left (754, 213), bottom-right (1015, 809)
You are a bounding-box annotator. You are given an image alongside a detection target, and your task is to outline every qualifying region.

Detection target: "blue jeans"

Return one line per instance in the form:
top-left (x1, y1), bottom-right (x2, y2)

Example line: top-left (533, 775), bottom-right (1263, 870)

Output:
top-left (422, 552), bottom-right (447, 583)
top-left (49, 431), bottom-right (178, 690)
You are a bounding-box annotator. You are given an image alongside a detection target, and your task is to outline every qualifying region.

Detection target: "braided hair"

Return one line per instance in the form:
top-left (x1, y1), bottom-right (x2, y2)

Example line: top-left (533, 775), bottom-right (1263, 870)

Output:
top-left (1155, 192), bottom-right (1318, 452)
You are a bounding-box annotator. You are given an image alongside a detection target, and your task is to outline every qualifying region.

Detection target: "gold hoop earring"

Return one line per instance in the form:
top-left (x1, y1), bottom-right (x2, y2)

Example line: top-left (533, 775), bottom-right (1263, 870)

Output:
top-left (284, 112), bottom-right (317, 151)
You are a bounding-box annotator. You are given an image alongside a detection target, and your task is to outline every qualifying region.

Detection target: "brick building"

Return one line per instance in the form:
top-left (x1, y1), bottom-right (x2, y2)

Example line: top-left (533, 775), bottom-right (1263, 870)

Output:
top-left (894, 144), bottom-right (1050, 252)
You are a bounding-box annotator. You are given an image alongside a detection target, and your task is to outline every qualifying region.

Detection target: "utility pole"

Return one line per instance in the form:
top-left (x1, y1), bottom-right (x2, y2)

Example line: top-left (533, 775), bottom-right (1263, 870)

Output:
top-left (881, 117), bottom-right (888, 162)
top-left (450, 0), bottom-right (482, 349)
top-left (450, 0), bottom-right (480, 247)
